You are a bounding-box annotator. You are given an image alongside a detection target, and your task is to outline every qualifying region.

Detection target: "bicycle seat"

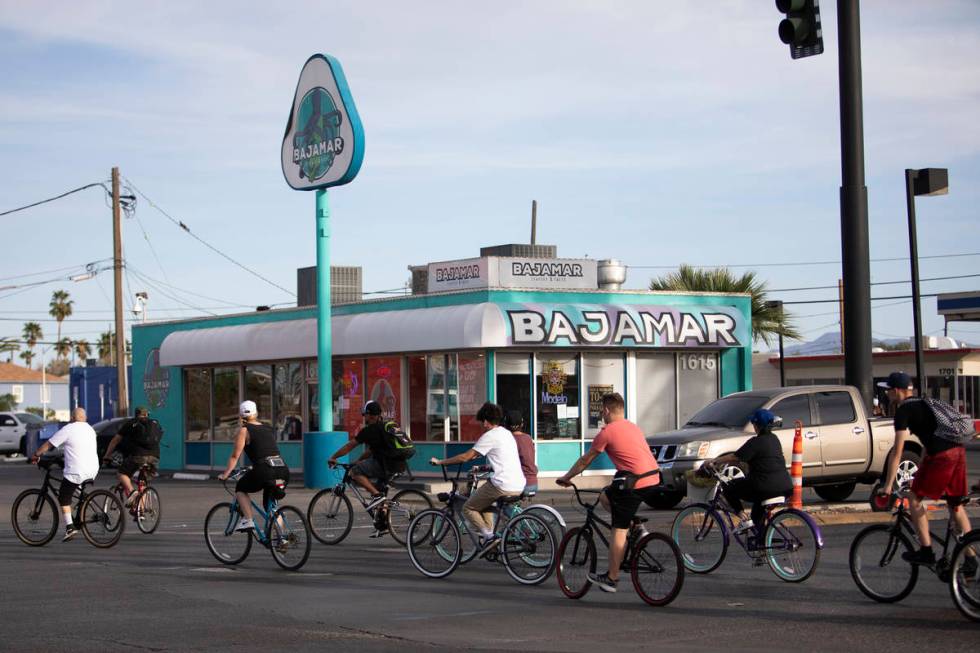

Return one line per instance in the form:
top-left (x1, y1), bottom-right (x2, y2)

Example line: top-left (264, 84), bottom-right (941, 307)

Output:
top-left (79, 480), bottom-right (94, 489)
top-left (941, 495), bottom-right (970, 507)
top-left (760, 496), bottom-right (785, 507)
top-left (497, 495), bottom-right (524, 506)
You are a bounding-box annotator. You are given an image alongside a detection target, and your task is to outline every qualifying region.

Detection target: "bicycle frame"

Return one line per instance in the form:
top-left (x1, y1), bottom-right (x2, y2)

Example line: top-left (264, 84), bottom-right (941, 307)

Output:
top-left (33, 464), bottom-right (91, 522)
top-left (881, 490), bottom-right (969, 572)
top-left (566, 485), bottom-right (647, 569)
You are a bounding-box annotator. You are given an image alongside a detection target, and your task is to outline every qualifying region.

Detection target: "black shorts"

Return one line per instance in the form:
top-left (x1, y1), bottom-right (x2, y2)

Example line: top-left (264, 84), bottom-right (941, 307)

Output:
top-left (605, 484), bottom-right (660, 529)
top-left (58, 479), bottom-right (81, 507)
top-left (119, 455), bottom-right (159, 479)
top-left (235, 464), bottom-right (290, 508)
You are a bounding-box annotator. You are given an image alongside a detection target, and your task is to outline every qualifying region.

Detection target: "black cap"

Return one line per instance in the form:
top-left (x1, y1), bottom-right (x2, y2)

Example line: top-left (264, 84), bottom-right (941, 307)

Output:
top-left (877, 371), bottom-right (913, 390)
top-left (361, 400), bottom-right (383, 416)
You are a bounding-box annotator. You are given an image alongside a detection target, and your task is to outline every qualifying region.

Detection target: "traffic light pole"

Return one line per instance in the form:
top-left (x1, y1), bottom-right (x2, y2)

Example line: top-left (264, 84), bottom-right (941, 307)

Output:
top-left (837, 0), bottom-right (873, 410)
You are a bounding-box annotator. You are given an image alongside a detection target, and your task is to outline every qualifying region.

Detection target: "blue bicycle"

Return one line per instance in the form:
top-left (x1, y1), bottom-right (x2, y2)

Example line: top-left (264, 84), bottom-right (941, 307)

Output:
top-left (204, 467), bottom-right (312, 571)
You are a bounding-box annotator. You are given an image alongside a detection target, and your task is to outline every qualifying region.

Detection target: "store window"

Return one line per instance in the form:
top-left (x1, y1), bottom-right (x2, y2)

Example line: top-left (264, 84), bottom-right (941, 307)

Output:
top-left (583, 353), bottom-right (625, 439)
top-left (496, 353), bottom-right (532, 437)
top-left (213, 366), bottom-right (241, 441)
top-left (535, 355), bottom-right (580, 440)
top-left (635, 353), bottom-right (677, 434)
top-left (677, 352), bottom-right (719, 426)
top-left (408, 356), bottom-right (428, 440)
top-left (185, 368), bottom-right (211, 441)
top-left (366, 357), bottom-right (401, 422)
top-left (244, 364), bottom-right (273, 427)
top-left (457, 353), bottom-right (486, 442)
top-left (306, 361), bottom-right (319, 433)
top-left (333, 359), bottom-right (364, 436)
top-left (426, 354), bottom-right (459, 441)
top-left (274, 362), bottom-right (303, 441)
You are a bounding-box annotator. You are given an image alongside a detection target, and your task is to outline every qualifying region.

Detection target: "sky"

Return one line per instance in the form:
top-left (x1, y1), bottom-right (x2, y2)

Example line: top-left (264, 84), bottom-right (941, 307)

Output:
top-left (1, 1), bottom-right (979, 366)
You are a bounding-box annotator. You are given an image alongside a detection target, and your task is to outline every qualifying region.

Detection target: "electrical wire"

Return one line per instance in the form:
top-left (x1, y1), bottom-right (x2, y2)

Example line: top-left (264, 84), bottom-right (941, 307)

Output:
top-left (628, 251), bottom-right (980, 270)
top-left (0, 182), bottom-right (111, 217)
top-left (770, 272), bottom-right (980, 293)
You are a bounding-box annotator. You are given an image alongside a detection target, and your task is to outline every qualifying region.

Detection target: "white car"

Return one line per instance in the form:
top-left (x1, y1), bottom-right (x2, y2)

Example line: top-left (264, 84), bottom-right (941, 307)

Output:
top-left (0, 411), bottom-right (44, 456)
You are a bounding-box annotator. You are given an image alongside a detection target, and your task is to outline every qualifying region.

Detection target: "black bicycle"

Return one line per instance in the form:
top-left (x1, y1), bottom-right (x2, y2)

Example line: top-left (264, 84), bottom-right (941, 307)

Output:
top-left (11, 456), bottom-right (125, 548)
top-left (556, 482), bottom-right (684, 606)
top-left (306, 462), bottom-right (432, 545)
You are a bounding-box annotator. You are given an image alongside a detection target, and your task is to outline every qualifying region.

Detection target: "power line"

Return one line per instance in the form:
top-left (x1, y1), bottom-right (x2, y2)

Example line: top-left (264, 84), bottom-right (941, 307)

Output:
top-left (0, 182), bottom-right (111, 218)
top-left (771, 272), bottom-right (980, 293)
top-left (629, 251), bottom-right (980, 270)
top-left (783, 292), bottom-right (946, 306)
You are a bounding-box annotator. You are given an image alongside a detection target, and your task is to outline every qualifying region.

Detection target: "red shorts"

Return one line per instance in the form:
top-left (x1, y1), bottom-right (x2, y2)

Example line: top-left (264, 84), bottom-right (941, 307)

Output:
top-left (910, 446), bottom-right (967, 501)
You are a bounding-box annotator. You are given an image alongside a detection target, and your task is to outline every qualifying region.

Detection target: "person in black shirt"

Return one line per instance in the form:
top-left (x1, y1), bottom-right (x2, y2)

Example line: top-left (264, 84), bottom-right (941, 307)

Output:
top-left (703, 408), bottom-right (792, 541)
top-left (218, 401), bottom-right (289, 532)
top-left (879, 371), bottom-right (972, 566)
top-left (102, 406), bottom-right (162, 507)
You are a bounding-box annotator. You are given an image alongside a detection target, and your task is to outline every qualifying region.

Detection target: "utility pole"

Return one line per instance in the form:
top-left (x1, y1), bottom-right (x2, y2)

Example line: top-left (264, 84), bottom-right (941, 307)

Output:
top-left (112, 167), bottom-right (129, 416)
top-left (530, 200), bottom-right (537, 245)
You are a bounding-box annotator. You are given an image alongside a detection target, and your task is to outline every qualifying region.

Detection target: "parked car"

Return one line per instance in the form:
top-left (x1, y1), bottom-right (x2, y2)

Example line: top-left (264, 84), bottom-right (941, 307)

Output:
top-left (644, 385), bottom-right (915, 508)
top-left (0, 411), bottom-right (44, 456)
top-left (93, 416), bottom-right (133, 464)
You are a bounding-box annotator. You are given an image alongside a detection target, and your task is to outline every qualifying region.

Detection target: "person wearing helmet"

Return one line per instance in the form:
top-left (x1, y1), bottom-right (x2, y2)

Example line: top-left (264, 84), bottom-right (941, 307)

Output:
top-left (217, 401), bottom-right (289, 532)
top-left (702, 408), bottom-right (793, 542)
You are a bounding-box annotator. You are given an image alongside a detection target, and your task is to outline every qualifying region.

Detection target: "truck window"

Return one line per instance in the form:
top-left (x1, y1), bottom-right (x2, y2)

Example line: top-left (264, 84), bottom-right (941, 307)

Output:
top-left (814, 391), bottom-right (856, 425)
top-left (684, 395), bottom-right (767, 428)
top-left (771, 394), bottom-right (812, 427)
top-left (0, 415), bottom-right (16, 426)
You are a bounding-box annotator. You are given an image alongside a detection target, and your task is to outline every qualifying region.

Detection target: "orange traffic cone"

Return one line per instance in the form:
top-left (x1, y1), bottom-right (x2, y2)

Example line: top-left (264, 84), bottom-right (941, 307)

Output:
top-left (790, 420), bottom-right (804, 509)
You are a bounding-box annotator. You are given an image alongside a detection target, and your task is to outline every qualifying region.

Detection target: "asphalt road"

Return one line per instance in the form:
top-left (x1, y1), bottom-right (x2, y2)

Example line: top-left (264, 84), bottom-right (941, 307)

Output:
top-left (1, 454), bottom-right (978, 653)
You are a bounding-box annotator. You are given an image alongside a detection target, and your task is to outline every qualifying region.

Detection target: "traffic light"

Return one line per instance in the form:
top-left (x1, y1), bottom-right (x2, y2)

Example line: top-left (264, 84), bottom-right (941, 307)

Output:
top-left (777, 0), bottom-right (824, 59)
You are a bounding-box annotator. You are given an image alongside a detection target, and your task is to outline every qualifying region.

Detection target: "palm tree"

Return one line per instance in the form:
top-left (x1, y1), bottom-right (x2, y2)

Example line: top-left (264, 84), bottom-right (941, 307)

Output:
top-left (0, 337), bottom-right (19, 363)
top-left (49, 290), bottom-right (73, 346)
top-left (74, 339), bottom-right (92, 364)
top-left (55, 337), bottom-right (72, 360)
top-left (19, 349), bottom-right (34, 368)
top-left (98, 330), bottom-right (114, 365)
top-left (21, 322), bottom-right (42, 368)
top-left (648, 265), bottom-right (800, 347)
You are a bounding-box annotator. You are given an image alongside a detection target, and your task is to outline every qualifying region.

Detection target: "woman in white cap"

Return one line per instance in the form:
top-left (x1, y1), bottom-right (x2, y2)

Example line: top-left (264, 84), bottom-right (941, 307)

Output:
top-left (218, 400), bottom-right (290, 532)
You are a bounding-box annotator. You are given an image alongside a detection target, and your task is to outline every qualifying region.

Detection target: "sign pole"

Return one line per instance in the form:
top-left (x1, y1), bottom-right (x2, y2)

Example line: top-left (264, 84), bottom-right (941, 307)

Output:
top-left (315, 188), bottom-right (333, 431)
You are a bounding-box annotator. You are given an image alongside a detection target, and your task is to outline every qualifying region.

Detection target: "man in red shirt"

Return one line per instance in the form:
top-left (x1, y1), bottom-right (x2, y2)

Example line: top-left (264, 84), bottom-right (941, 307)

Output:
top-left (557, 392), bottom-right (659, 593)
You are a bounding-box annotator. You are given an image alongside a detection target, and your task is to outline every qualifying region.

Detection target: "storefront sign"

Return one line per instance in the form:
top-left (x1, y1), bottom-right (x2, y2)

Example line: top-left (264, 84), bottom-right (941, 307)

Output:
top-left (142, 348), bottom-right (170, 409)
top-left (428, 258), bottom-right (488, 292)
top-left (503, 303), bottom-right (747, 348)
top-left (588, 384), bottom-right (614, 428)
top-left (427, 257), bottom-right (598, 293)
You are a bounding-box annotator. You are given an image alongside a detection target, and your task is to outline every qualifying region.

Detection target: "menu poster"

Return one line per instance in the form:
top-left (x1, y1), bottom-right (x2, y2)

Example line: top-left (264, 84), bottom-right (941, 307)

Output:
top-left (458, 355), bottom-right (486, 441)
top-left (367, 357), bottom-right (400, 424)
top-left (338, 359), bottom-right (364, 437)
top-left (588, 384), bottom-right (614, 428)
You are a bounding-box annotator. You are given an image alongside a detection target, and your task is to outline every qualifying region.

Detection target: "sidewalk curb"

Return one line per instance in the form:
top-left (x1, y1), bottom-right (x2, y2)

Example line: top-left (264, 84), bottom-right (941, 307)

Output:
top-left (171, 472), bottom-right (210, 481)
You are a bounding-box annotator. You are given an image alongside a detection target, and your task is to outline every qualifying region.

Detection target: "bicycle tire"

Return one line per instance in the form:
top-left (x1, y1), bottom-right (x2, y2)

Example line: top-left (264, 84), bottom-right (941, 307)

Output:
top-left (522, 505), bottom-right (567, 542)
top-left (949, 530), bottom-right (980, 622)
top-left (765, 509), bottom-right (821, 583)
top-left (307, 488), bottom-right (353, 545)
top-left (556, 527), bottom-right (596, 599)
top-left (631, 532), bottom-right (685, 607)
top-left (79, 489), bottom-right (125, 548)
top-left (135, 487), bottom-right (162, 534)
top-left (387, 489), bottom-right (433, 546)
top-left (205, 502), bottom-right (253, 565)
top-left (268, 505), bottom-right (312, 571)
top-left (502, 512), bottom-right (557, 585)
top-left (671, 504), bottom-right (728, 573)
top-left (849, 523), bottom-right (918, 603)
top-left (407, 509), bottom-right (461, 579)
top-left (11, 489), bottom-right (58, 546)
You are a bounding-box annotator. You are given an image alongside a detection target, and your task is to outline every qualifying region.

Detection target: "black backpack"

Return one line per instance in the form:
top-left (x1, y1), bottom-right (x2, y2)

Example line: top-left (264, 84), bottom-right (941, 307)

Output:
top-left (916, 397), bottom-right (976, 445)
top-left (131, 419), bottom-right (163, 449)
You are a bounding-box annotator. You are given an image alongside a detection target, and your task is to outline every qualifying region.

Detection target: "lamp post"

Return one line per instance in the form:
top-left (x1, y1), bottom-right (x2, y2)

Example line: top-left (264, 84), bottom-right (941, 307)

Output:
top-left (766, 300), bottom-right (786, 387)
top-left (904, 167), bottom-right (949, 397)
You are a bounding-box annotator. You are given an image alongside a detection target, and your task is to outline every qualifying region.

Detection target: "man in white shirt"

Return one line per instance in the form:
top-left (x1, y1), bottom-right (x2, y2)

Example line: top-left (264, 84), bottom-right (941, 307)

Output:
top-left (31, 407), bottom-right (100, 541)
top-left (430, 402), bottom-right (525, 555)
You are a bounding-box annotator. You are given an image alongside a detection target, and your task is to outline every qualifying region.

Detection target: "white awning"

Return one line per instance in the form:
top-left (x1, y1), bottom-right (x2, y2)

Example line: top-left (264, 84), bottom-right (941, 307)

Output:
top-left (159, 303), bottom-right (508, 367)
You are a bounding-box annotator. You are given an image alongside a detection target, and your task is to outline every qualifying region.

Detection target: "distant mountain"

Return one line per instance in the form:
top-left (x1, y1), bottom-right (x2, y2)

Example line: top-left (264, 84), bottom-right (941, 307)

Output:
top-left (768, 332), bottom-right (975, 356)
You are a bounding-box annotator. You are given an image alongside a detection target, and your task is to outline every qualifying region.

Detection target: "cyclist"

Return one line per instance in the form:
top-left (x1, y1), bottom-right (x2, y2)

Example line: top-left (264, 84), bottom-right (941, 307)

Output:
top-left (328, 400), bottom-right (406, 537)
top-left (504, 410), bottom-right (538, 495)
top-left (702, 408), bottom-right (793, 543)
top-left (556, 392), bottom-right (660, 593)
top-left (102, 406), bottom-right (162, 506)
top-left (217, 401), bottom-right (289, 533)
top-left (430, 402), bottom-right (525, 555)
top-left (30, 407), bottom-right (99, 541)
top-left (878, 371), bottom-right (974, 567)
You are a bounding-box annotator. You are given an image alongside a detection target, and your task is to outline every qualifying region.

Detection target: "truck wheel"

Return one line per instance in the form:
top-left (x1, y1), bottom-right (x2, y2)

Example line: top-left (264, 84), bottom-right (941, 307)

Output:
top-left (895, 450), bottom-right (920, 490)
top-left (644, 491), bottom-right (684, 510)
top-left (814, 482), bottom-right (856, 503)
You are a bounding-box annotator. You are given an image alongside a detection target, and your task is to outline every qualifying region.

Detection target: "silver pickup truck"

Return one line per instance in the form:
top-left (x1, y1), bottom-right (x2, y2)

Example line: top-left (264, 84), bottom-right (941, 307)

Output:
top-left (644, 385), bottom-right (921, 508)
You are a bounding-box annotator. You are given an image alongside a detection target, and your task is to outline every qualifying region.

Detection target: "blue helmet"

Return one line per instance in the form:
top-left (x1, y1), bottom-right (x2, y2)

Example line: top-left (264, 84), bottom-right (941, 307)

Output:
top-left (749, 408), bottom-right (776, 428)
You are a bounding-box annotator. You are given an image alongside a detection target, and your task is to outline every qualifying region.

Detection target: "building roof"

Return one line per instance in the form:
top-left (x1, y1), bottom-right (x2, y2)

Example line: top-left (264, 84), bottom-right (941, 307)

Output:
top-left (0, 362), bottom-right (67, 383)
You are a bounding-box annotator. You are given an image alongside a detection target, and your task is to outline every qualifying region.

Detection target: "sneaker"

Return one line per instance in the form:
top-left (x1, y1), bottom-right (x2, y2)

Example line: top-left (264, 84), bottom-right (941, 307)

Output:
top-left (365, 494), bottom-right (386, 510)
top-left (588, 571), bottom-right (619, 593)
top-left (63, 526), bottom-right (78, 542)
top-left (901, 547), bottom-right (936, 566)
top-left (477, 534), bottom-right (501, 557)
top-left (234, 518), bottom-right (255, 533)
top-left (733, 519), bottom-right (755, 536)
top-left (124, 490), bottom-right (138, 508)
top-left (369, 528), bottom-right (389, 539)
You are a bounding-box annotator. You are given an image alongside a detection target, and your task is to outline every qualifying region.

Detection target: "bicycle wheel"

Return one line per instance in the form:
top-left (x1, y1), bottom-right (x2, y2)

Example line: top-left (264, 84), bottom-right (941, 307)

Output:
top-left (387, 489), bottom-right (433, 546)
top-left (205, 502), bottom-right (253, 565)
top-left (79, 490), bottom-right (125, 548)
top-left (765, 509), bottom-right (821, 582)
top-left (307, 489), bottom-right (353, 545)
top-left (407, 509), bottom-right (461, 579)
top-left (502, 513), bottom-right (557, 585)
top-left (522, 505), bottom-right (566, 542)
top-left (556, 527), bottom-right (596, 599)
top-left (268, 505), bottom-right (312, 571)
top-left (135, 487), bottom-right (162, 534)
top-left (849, 523), bottom-right (918, 602)
top-left (949, 530), bottom-right (980, 622)
top-left (671, 504), bottom-right (727, 573)
top-left (11, 489), bottom-right (58, 546)
top-left (631, 532), bottom-right (685, 607)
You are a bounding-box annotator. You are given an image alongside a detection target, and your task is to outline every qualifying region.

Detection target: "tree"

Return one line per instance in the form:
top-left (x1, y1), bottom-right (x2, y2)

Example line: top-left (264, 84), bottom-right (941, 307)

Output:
top-left (648, 265), bottom-right (800, 347)
top-left (97, 331), bottom-right (114, 365)
top-left (21, 322), bottom-right (42, 365)
top-left (74, 339), bottom-right (92, 364)
top-left (0, 393), bottom-right (17, 411)
top-left (49, 290), bottom-right (73, 349)
top-left (0, 337), bottom-right (19, 363)
top-left (19, 349), bottom-right (34, 368)
top-left (54, 337), bottom-right (72, 360)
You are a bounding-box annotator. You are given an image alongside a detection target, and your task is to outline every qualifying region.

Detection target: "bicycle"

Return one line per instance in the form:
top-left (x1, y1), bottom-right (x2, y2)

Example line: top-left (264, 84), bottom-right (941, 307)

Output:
top-left (11, 455), bottom-right (125, 548)
top-left (406, 463), bottom-right (557, 585)
top-left (109, 463), bottom-right (162, 535)
top-left (204, 467), bottom-right (312, 571)
top-left (306, 462), bottom-right (432, 545)
top-left (671, 465), bottom-right (823, 582)
top-left (556, 482), bottom-right (684, 606)
top-left (849, 487), bottom-right (980, 622)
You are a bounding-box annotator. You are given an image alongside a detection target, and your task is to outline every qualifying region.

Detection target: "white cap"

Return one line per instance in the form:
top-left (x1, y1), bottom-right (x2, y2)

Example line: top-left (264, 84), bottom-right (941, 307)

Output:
top-left (239, 400), bottom-right (257, 417)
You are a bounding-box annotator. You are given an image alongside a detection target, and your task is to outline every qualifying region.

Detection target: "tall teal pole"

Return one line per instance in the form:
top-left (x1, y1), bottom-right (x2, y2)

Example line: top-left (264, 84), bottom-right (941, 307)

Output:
top-left (315, 189), bottom-right (333, 431)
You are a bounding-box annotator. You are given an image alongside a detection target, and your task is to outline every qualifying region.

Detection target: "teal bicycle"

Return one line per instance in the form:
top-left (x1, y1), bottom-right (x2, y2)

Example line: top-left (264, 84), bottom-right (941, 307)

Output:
top-left (204, 467), bottom-right (312, 571)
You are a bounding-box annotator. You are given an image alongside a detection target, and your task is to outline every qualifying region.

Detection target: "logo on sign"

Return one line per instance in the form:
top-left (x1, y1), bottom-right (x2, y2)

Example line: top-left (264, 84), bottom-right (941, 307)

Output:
top-left (292, 88), bottom-right (345, 181)
top-left (511, 262), bottom-right (584, 278)
top-left (142, 348), bottom-right (170, 409)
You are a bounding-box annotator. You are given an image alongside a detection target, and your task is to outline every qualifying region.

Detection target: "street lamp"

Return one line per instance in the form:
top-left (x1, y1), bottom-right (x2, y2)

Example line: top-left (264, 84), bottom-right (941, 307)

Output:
top-left (904, 167), bottom-right (949, 397)
top-left (766, 300), bottom-right (786, 387)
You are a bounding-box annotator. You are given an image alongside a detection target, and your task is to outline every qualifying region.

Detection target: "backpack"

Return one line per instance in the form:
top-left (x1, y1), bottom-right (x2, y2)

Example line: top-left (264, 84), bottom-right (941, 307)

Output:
top-left (131, 419), bottom-right (163, 449)
top-left (382, 420), bottom-right (416, 461)
top-left (919, 397), bottom-right (976, 445)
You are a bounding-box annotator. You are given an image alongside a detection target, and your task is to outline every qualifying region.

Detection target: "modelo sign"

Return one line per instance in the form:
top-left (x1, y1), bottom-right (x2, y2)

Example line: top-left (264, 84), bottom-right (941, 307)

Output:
top-left (427, 257), bottom-right (597, 293)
